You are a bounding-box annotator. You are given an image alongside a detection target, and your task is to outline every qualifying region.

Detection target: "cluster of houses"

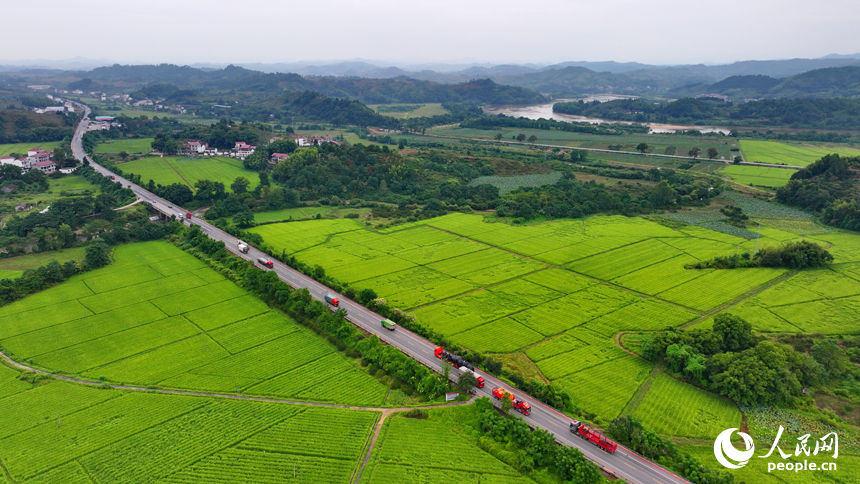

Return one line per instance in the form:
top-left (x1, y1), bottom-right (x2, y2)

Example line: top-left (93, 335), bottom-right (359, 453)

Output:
top-left (0, 148), bottom-right (57, 174)
top-left (172, 135), bottom-right (340, 162)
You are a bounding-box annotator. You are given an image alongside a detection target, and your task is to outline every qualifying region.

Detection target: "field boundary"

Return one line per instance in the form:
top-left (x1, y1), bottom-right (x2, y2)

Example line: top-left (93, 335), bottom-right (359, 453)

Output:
top-left (620, 367), bottom-right (659, 416)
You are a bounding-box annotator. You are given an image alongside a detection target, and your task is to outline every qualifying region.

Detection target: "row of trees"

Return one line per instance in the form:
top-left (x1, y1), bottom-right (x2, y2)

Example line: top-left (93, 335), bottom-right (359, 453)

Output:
top-left (462, 114), bottom-right (651, 135)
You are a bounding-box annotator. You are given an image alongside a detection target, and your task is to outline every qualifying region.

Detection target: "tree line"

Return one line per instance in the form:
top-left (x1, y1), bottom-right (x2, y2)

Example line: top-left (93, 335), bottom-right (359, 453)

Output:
top-left (776, 154), bottom-right (860, 231)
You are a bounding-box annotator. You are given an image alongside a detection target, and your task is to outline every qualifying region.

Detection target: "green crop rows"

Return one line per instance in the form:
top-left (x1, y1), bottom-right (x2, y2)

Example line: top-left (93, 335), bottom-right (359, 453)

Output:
top-left (94, 137), bottom-right (155, 154)
top-left (119, 156), bottom-right (258, 192)
top-left (556, 356), bottom-right (652, 421)
top-left (739, 140), bottom-right (860, 167)
top-left (0, 364), bottom-right (381, 483)
top-left (633, 373), bottom-right (741, 438)
top-left (719, 164), bottom-right (796, 187)
top-left (0, 240), bottom-right (387, 406)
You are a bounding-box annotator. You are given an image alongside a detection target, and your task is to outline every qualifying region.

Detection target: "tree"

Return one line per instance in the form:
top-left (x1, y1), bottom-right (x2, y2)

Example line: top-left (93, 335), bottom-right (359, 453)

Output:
top-left (527, 135), bottom-right (538, 143)
top-left (648, 180), bottom-right (675, 207)
top-left (84, 239), bottom-right (111, 269)
top-left (516, 133), bottom-right (526, 142)
top-left (707, 147), bottom-right (719, 159)
top-left (494, 133), bottom-right (503, 140)
top-left (636, 142), bottom-right (649, 153)
top-left (733, 156), bottom-right (742, 164)
top-left (359, 288), bottom-right (377, 304)
top-left (456, 371), bottom-right (478, 394)
top-left (118, 151), bottom-right (129, 161)
top-left (501, 391), bottom-right (514, 413)
top-left (230, 176), bottom-right (250, 194)
top-left (713, 313), bottom-right (755, 352)
top-left (664, 146), bottom-right (677, 155)
top-left (267, 138), bottom-right (298, 155)
top-left (233, 210), bottom-right (254, 228)
top-left (688, 147), bottom-right (702, 158)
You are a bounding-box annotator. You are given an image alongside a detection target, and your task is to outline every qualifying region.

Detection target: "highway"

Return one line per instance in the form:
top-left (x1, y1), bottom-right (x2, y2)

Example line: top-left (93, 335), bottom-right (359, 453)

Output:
top-left (70, 104), bottom-right (689, 484)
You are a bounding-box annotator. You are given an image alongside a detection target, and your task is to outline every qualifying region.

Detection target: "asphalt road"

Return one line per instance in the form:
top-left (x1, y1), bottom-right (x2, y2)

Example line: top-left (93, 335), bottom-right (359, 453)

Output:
top-left (70, 104), bottom-right (689, 484)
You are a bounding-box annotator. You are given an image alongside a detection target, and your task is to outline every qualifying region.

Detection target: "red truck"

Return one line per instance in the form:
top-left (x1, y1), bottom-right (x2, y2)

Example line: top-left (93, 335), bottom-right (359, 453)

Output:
top-left (433, 347), bottom-right (484, 388)
top-left (569, 420), bottom-right (617, 453)
top-left (186, 213), bottom-right (192, 219)
top-left (491, 387), bottom-right (531, 416)
top-left (256, 257), bottom-right (273, 269)
top-left (324, 294), bottom-right (339, 307)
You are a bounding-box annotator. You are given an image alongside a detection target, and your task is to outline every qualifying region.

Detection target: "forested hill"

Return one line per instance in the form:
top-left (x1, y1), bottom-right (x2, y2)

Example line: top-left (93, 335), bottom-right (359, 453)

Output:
top-left (69, 64), bottom-right (547, 105)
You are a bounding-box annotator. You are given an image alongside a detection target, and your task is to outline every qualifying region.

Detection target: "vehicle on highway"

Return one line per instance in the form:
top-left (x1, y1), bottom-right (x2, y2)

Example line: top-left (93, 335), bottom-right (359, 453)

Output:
top-left (186, 213), bottom-right (193, 219)
top-left (381, 318), bottom-right (396, 331)
top-left (324, 294), bottom-right (339, 306)
top-left (256, 257), bottom-right (274, 269)
top-left (434, 346), bottom-right (474, 370)
top-left (491, 387), bottom-right (531, 415)
top-left (458, 366), bottom-right (484, 388)
top-left (237, 241), bottom-right (250, 254)
top-left (110, 175), bottom-right (115, 180)
top-left (570, 420), bottom-right (617, 453)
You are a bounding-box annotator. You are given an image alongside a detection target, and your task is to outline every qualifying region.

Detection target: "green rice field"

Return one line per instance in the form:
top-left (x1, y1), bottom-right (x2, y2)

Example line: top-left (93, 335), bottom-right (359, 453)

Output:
top-left (0, 361), bottom-right (380, 483)
top-left (719, 164), bottom-right (797, 187)
top-left (739, 140), bottom-right (860, 167)
top-left (367, 103), bottom-right (449, 119)
top-left (118, 156), bottom-right (257, 192)
top-left (0, 142), bottom-right (62, 156)
top-left (0, 240), bottom-right (388, 406)
top-left (251, 209), bottom-right (860, 438)
top-left (360, 406), bottom-right (535, 484)
top-left (94, 137), bottom-right (155, 154)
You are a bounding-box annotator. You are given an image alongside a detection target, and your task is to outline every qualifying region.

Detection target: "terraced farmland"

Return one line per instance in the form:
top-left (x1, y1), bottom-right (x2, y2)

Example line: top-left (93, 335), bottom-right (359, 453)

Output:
top-left (0, 240), bottom-right (387, 406)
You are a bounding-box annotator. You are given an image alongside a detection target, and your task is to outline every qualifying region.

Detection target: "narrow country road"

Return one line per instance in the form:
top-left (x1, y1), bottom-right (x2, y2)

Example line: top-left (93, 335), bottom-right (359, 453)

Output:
top-left (64, 103), bottom-right (690, 484)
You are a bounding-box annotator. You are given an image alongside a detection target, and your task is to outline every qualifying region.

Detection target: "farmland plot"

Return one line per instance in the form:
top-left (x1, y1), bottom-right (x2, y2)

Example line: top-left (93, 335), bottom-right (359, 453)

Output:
top-left (555, 356), bottom-right (652, 421)
top-left (535, 328), bottom-right (628, 380)
top-left (633, 373), bottom-right (740, 439)
top-left (611, 254), bottom-right (705, 295)
top-left (582, 299), bottom-right (698, 336)
top-left (511, 284), bottom-right (638, 336)
top-left (366, 415), bottom-right (522, 478)
top-left (357, 267), bottom-right (475, 309)
top-left (658, 268), bottom-right (786, 310)
top-left (719, 165), bottom-right (796, 187)
top-left (769, 296), bottom-right (860, 334)
top-left (427, 248), bottom-right (545, 286)
top-left (453, 319), bottom-right (544, 353)
top-left (413, 289), bottom-right (533, 336)
top-left (567, 238), bottom-right (683, 280)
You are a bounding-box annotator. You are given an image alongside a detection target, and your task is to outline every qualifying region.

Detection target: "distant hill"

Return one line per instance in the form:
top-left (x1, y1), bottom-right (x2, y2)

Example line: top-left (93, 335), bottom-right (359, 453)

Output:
top-left (69, 64), bottom-right (546, 105)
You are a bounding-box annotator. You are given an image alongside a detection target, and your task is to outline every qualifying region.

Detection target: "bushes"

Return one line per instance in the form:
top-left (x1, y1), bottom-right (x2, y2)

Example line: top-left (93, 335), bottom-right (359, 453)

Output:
top-left (688, 240), bottom-right (833, 269)
top-left (476, 397), bottom-right (601, 483)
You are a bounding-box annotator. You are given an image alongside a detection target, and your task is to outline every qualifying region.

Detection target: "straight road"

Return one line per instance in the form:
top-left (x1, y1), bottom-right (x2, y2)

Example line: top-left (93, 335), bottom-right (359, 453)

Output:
top-left (70, 104), bottom-right (689, 484)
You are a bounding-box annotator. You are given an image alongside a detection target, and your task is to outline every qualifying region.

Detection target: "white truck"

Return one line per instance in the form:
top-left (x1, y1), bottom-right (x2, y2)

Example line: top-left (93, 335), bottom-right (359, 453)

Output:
top-left (237, 240), bottom-right (249, 254)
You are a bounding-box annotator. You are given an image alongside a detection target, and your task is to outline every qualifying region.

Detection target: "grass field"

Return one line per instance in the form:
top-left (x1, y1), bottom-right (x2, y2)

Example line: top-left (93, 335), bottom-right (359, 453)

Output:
top-left (1, 175), bottom-right (101, 214)
top-left (0, 247), bottom-right (87, 281)
top-left (0, 142), bottom-right (62, 156)
top-left (237, 205), bottom-right (371, 224)
top-left (94, 137), bottom-right (154, 154)
top-left (739, 140), bottom-right (860, 167)
top-left (118, 156), bottom-right (257, 192)
top-left (719, 164), bottom-right (797, 187)
top-left (0, 362), bottom-right (380, 483)
top-left (0, 240), bottom-right (388, 406)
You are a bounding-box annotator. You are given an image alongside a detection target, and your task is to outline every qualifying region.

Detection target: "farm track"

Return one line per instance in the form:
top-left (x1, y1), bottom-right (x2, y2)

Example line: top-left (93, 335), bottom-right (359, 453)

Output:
top-left (0, 348), bottom-right (474, 413)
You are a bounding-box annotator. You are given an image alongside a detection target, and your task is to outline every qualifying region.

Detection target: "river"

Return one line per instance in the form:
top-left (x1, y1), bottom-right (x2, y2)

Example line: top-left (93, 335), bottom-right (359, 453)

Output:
top-left (483, 99), bottom-right (732, 135)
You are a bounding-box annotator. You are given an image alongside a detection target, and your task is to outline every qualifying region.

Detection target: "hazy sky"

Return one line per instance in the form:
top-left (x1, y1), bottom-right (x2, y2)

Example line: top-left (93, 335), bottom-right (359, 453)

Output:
top-left (2, 0), bottom-right (858, 66)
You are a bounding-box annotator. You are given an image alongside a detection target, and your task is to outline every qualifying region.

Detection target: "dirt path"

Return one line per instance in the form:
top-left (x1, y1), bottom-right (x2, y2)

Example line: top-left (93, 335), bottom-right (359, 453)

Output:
top-left (0, 349), bottom-right (474, 413)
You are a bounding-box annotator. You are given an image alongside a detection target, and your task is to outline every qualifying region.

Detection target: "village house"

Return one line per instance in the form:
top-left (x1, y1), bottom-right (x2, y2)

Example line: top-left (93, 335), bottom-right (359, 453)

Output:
top-left (269, 136), bottom-right (283, 144)
top-left (33, 161), bottom-right (57, 174)
top-left (27, 149), bottom-right (54, 164)
top-left (270, 153), bottom-right (289, 164)
top-left (295, 137), bottom-right (311, 147)
top-left (231, 142), bottom-right (256, 159)
top-left (180, 141), bottom-right (207, 156)
top-left (14, 203), bottom-right (33, 212)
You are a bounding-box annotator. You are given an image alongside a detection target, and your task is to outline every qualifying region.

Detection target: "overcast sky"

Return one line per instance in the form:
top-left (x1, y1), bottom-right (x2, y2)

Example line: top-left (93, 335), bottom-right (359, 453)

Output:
top-left (2, 0), bottom-right (858, 66)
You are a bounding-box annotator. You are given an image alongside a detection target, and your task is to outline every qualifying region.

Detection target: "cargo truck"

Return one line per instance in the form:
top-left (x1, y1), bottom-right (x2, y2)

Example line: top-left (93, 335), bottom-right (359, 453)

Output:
top-left (491, 387), bottom-right (531, 415)
top-left (458, 367), bottom-right (485, 388)
top-left (434, 347), bottom-right (475, 371)
top-left (381, 319), bottom-right (396, 331)
top-left (569, 420), bottom-right (617, 453)
top-left (256, 257), bottom-right (273, 269)
top-left (325, 294), bottom-right (339, 307)
top-left (237, 241), bottom-right (249, 254)
top-left (186, 213), bottom-right (192, 219)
